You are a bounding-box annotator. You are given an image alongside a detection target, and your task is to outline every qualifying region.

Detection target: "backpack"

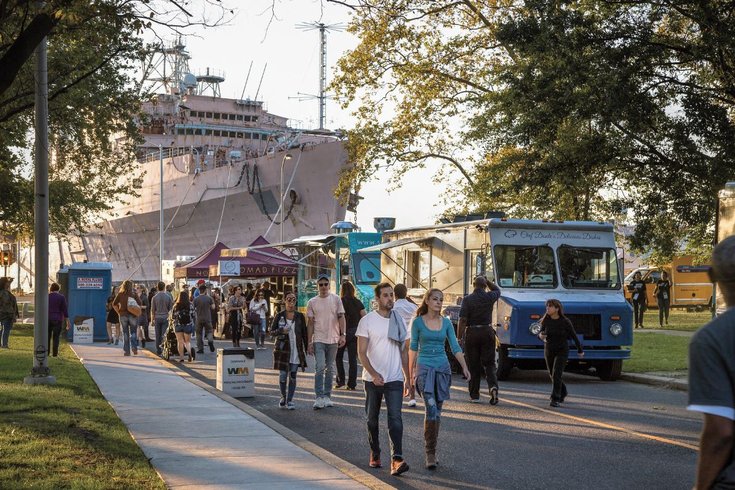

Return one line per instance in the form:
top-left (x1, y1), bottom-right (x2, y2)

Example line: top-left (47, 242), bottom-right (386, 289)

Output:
top-left (177, 306), bottom-right (191, 325)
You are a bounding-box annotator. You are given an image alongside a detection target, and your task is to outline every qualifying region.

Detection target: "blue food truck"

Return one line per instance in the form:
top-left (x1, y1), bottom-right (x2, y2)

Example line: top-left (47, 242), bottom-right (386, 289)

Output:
top-left (366, 218), bottom-right (633, 380)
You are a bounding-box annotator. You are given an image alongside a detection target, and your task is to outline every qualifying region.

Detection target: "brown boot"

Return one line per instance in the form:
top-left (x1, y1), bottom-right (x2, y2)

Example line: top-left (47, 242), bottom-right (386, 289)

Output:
top-left (424, 419), bottom-right (438, 469)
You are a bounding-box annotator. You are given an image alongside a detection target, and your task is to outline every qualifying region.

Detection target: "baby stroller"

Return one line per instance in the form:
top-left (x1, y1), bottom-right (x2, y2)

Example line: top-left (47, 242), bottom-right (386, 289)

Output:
top-left (161, 316), bottom-right (179, 361)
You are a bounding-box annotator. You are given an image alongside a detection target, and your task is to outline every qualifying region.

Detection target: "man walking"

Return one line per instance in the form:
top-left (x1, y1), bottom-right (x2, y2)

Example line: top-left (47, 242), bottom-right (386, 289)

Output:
top-left (307, 274), bottom-right (346, 409)
top-left (688, 236), bottom-right (735, 489)
top-left (357, 282), bottom-right (410, 476)
top-left (193, 284), bottom-right (216, 353)
top-left (458, 276), bottom-right (502, 404)
top-left (150, 281), bottom-right (173, 356)
top-left (393, 283), bottom-right (418, 406)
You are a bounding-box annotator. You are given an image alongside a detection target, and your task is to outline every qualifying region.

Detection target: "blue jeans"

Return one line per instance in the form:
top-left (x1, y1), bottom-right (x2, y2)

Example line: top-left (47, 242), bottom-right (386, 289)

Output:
top-left (314, 342), bottom-right (338, 398)
top-left (154, 317), bottom-right (168, 354)
top-left (365, 380), bottom-right (404, 459)
top-left (255, 317), bottom-right (267, 347)
top-left (0, 318), bottom-right (13, 348)
top-left (119, 313), bottom-right (138, 355)
top-left (279, 363), bottom-right (299, 402)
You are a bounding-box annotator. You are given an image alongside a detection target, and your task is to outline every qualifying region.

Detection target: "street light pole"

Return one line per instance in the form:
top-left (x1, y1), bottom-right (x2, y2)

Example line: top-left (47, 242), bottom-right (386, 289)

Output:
top-left (280, 153), bottom-right (293, 243)
top-left (25, 20), bottom-right (55, 385)
top-left (159, 145), bottom-right (164, 282)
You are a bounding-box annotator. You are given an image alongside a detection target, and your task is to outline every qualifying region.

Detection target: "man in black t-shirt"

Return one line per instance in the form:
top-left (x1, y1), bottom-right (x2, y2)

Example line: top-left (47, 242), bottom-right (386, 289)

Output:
top-left (688, 236), bottom-right (735, 489)
top-left (458, 276), bottom-right (501, 405)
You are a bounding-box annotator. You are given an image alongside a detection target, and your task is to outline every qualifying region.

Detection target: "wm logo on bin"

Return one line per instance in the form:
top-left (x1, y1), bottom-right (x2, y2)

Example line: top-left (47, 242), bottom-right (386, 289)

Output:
top-left (227, 367), bottom-right (250, 376)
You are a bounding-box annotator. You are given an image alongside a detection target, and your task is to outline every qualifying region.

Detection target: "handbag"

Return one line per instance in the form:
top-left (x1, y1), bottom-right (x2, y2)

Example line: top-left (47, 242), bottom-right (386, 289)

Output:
top-left (127, 296), bottom-right (142, 317)
top-left (247, 311), bottom-right (261, 325)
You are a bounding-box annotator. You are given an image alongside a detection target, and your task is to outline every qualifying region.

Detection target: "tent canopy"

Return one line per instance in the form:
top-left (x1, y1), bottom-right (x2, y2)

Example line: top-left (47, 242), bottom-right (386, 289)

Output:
top-left (175, 237), bottom-right (297, 280)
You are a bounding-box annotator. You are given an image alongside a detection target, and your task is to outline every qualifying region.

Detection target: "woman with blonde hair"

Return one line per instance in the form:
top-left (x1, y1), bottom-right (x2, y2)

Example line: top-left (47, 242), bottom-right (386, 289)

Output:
top-left (537, 298), bottom-right (584, 407)
top-left (409, 288), bottom-right (470, 469)
top-left (112, 280), bottom-right (141, 356)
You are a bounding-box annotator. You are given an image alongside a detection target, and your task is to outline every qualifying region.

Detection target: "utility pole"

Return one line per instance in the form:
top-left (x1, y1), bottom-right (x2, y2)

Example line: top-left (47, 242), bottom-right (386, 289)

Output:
top-left (25, 15), bottom-right (55, 385)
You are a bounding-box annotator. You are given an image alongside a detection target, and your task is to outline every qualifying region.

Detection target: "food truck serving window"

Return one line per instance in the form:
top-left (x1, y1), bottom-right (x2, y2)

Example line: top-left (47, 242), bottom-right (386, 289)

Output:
top-left (558, 246), bottom-right (620, 289)
top-left (494, 245), bottom-right (557, 288)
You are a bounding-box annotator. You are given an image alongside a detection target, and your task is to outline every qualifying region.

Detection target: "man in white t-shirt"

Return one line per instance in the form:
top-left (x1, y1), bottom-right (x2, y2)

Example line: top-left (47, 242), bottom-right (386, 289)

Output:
top-left (392, 283), bottom-right (419, 407)
top-left (356, 282), bottom-right (410, 477)
top-left (307, 274), bottom-right (346, 410)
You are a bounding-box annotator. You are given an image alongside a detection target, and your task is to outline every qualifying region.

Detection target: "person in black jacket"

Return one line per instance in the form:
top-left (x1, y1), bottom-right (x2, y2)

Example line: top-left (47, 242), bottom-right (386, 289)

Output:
top-left (538, 299), bottom-right (584, 407)
top-left (654, 271), bottom-right (671, 327)
top-left (270, 291), bottom-right (308, 410)
top-left (627, 271), bottom-right (647, 328)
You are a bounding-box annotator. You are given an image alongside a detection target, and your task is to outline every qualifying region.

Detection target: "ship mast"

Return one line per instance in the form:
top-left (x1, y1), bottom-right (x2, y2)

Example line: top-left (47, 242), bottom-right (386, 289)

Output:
top-left (293, 22), bottom-right (344, 130)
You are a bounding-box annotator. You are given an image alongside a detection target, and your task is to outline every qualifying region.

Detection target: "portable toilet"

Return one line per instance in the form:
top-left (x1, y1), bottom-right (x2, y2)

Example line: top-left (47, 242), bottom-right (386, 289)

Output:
top-left (65, 263), bottom-right (113, 342)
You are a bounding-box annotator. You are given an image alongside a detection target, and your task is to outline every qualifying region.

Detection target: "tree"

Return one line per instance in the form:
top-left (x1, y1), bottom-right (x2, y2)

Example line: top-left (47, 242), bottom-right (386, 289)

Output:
top-left (0, 0), bottom-right (231, 238)
top-left (331, 0), bottom-right (735, 259)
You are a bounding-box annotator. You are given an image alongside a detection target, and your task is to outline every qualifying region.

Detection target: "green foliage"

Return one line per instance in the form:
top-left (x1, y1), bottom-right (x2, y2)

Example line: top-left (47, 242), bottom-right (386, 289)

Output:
top-left (332, 1), bottom-right (735, 256)
top-left (0, 324), bottom-right (165, 488)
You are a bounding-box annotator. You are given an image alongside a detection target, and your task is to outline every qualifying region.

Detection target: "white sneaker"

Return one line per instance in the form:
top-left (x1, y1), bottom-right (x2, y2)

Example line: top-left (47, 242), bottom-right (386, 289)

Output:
top-left (287, 402), bottom-right (296, 410)
top-left (407, 399), bottom-right (417, 407)
top-left (324, 396), bottom-right (334, 407)
top-left (313, 397), bottom-right (325, 410)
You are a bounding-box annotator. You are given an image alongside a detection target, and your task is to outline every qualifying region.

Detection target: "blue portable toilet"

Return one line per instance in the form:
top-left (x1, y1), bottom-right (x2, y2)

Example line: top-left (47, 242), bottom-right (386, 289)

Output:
top-left (65, 263), bottom-right (113, 342)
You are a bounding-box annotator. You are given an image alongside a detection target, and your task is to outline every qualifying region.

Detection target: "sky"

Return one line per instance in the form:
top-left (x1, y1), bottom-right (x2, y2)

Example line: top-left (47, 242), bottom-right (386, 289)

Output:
top-left (177, 0), bottom-right (449, 233)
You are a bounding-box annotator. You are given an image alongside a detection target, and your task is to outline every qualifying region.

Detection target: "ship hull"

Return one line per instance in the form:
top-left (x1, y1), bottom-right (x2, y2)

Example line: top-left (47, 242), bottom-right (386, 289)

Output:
top-left (21, 143), bottom-right (347, 286)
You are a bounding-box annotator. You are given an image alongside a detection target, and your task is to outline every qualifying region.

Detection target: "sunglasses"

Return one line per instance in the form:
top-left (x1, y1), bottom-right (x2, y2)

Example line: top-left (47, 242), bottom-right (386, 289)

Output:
top-left (286, 297), bottom-right (296, 302)
top-left (318, 282), bottom-right (329, 287)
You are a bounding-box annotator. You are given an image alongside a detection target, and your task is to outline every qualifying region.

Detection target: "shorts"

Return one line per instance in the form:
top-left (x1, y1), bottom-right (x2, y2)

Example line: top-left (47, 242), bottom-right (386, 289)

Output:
top-left (175, 323), bottom-right (194, 334)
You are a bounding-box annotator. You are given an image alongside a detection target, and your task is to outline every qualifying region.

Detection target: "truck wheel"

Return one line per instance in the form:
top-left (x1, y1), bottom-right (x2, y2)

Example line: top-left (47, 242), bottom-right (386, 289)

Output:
top-left (497, 346), bottom-right (513, 381)
top-left (695, 305), bottom-right (704, 313)
top-left (597, 360), bottom-right (623, 381)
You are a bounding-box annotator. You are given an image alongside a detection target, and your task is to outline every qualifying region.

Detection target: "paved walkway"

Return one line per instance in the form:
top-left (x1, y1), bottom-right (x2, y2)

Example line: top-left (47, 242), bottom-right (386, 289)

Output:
top-left (70, 343), bottom-right (367, 489)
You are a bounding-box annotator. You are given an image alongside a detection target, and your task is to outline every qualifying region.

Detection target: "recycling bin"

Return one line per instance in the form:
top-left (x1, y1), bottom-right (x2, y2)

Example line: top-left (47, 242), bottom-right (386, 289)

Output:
top-left (216, 347), bottom-right (255, 397)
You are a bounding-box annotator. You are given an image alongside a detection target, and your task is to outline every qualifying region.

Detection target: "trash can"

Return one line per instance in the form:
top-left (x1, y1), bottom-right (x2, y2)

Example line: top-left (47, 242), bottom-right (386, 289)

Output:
top-left (216, 348), bottom-right (255, 397)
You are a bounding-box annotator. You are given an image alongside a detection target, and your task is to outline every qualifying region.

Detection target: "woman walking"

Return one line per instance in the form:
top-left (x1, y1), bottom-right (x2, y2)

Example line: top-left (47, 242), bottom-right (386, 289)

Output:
top-left (654, 271), bottom-right (672, 327)
top-left (106, 286), bottom-right (120, 344)
top-left (627, 271), bottom-right (647, 328)
top-left (227, 286), bottom-right (246, 347)
top-left (335, 281), bottom-right (366, 390)
top-left (537, 299), bottom-right (584, 407)
top-left (409, 288), bottom-right (471, 470)
top-left (270, 291), bottom-right (308, 409)
top-left (172, 291), bottom-right (195, 362)
top-left (250, 290), bottom-right (268, 349)
top-left (112, 280), bottom-right (141, 356)
top-left (0, 277), bottom-right (19, 349)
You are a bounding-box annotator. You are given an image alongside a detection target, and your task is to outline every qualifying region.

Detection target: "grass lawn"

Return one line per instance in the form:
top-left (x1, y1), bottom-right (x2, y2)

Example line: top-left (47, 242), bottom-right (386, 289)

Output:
top-left (640, 308), bottom-right (712, 332)
top-left (0, 324), bottom-right (165, 489)
top-left (624, 332), bottom-right (690, 373)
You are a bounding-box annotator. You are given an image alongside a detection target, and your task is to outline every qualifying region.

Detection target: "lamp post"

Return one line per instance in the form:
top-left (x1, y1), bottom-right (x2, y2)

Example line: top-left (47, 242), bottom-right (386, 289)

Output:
top-left (280, 153), bottom-right (293, 242)
top-left (159, 145), bottom-right (164, 282)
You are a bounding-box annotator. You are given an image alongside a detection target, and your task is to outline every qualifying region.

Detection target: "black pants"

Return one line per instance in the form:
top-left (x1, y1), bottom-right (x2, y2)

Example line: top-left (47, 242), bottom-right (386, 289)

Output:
top-left (365, 380), bottom-right (404, 459)
top-left (464, 325), bottom-right (497, 399)
top-left (229, 312), bottom-right (241, 346)
top-left (658, 297), bottom-right (670, 326)
top-left (336, 335), bottom-right (357, 389)
top-left (545, 346), bottom-right (568, 402)
top-left (48, 319), bottom-right (63, 357)
top-left (633, 301), bottom-right (645, 327)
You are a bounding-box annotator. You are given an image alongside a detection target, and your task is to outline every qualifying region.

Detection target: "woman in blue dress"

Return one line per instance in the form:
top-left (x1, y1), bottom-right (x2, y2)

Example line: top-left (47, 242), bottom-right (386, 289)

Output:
top-left (409, 288), bottom-right (470, 470)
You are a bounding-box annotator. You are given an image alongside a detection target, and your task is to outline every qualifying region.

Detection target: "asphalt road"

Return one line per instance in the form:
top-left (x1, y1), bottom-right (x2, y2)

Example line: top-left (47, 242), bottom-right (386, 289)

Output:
top-left (160, 336), bottom-right (699, 490)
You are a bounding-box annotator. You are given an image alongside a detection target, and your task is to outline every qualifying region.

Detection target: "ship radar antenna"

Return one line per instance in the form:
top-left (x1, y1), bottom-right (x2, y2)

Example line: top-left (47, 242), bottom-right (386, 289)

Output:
top-left (292, 21), bottom-right (345, 130)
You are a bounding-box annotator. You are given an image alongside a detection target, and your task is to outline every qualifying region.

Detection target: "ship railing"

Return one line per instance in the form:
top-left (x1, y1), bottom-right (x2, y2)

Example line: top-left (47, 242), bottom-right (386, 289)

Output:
top-left (136, 146), bottom-right (193, 164)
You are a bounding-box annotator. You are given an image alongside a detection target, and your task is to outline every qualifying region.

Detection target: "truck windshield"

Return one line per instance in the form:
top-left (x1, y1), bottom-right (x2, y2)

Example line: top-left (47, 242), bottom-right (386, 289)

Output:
top-left (558, 246), bottom-right (621, 289)
top-left (493, 245), bottom-right (557, 288)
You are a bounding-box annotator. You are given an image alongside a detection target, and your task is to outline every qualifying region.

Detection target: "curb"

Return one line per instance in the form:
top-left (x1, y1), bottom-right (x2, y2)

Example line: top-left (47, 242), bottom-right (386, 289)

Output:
top-left (140, 348), bottom-right (392, 490)
top-left (620, 372), bottom-right (687, 392)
